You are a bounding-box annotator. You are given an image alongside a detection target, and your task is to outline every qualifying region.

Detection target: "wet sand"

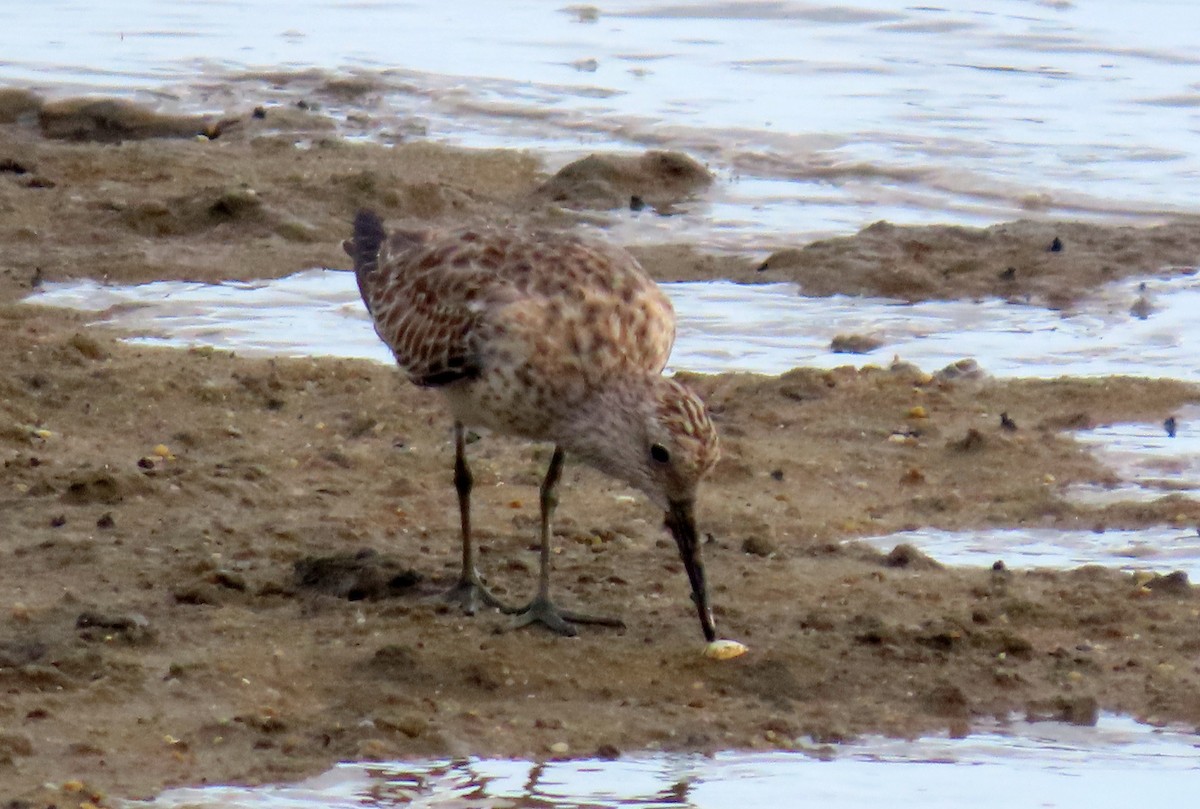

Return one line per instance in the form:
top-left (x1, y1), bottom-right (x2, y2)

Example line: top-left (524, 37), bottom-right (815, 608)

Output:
top-left (3, 100), bottom-right (1200, 804)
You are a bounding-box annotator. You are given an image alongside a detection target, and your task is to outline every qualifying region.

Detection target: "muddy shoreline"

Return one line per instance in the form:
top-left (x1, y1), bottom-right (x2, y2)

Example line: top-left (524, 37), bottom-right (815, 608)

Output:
top-left (3, 101), bottom-right (1200, 805)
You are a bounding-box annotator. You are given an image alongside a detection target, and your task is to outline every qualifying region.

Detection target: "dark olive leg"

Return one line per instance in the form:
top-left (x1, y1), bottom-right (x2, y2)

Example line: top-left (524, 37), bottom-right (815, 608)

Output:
top-left (509, 446), bottom-right (624, 635)
top-left (442, 421), bottom-right (507, 614)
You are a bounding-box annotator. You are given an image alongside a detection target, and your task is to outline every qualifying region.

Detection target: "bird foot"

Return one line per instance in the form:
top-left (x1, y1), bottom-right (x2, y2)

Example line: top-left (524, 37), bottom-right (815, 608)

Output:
top-left (441, 573), bottom-right (509, 616)
top-left (506, 595), bottom-right (625, 637)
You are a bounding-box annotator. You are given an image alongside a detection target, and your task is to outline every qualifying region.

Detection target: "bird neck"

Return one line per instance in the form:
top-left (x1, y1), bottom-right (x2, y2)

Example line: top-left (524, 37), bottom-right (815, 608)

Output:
top-left (555, 378), bottom-right (655, 485)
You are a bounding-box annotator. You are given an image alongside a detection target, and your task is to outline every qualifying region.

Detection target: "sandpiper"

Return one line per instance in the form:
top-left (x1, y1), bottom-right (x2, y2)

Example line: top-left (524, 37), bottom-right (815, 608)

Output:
top-left (344, 210), bottom-right (721, 641)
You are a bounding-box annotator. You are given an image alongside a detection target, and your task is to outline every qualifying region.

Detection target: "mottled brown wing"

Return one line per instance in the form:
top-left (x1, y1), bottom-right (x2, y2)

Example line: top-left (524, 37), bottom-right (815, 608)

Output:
top-left (480, 230), bottom-right (677, 379)
top-left (350, 216), bottom-right (484, 387)
top-left (353, 218), bottom-right (674, 388)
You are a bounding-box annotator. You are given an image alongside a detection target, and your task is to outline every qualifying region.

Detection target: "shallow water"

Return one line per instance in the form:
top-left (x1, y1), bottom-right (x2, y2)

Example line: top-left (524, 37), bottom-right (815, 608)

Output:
top-left (857, 525), bottom-right (1200, 580)
top-left (7, 1), bottom-right (1200, 248)
top-left (28, 266), bottom-right (1200, 379)
top-left (138, 715), bottom-right (1199, 809)
top-left (1067, 405), bottom-right (1200, 504)
top-left (860, 397), bottom-right (1200, 575)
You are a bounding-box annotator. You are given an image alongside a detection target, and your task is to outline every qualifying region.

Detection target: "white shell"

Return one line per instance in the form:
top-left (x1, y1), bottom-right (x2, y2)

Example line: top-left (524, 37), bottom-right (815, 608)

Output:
top-left (703, 639), bottom-right (748, 660)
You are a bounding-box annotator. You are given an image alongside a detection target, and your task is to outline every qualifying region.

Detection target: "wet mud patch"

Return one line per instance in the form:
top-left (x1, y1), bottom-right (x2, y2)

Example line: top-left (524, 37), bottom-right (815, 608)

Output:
top-left (60, 469), bottom-right (151, 505)
top-left (0, 638), bottom-right (47, 669)
top-left (758, 218), bottom-right (1200, 304)
top-left (0, 88), bottom-right (42, 123)
top-left (5, 105), bottom-right (1200, 803)
top-left (75, 610), bottom-right (154, 644)
top-left (120, 186), bottom-right (271, 237)
top-left (537, 150), bottom-right (713, 212)
top-left (38, 97), bottom-right (223, 143)
top-left (293, 549), bottom-right (424, 600)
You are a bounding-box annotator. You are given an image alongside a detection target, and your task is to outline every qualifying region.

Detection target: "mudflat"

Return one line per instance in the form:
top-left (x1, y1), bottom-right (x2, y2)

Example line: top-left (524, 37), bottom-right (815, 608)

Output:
top-left (2, 99), bottom-right (1200, 805)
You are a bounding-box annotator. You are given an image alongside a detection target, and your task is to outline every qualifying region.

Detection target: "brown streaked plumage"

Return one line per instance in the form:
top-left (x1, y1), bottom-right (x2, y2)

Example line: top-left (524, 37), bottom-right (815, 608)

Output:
top-left (344, 210), bottom-right (722, 641)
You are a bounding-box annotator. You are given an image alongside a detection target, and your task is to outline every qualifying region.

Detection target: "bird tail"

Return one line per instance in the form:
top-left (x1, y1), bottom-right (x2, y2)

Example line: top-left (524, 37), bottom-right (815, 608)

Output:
top-left (344, 209), bottom-right (387, 313)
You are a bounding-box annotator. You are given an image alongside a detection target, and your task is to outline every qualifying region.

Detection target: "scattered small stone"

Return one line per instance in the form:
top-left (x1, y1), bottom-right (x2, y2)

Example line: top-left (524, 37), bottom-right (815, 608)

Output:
top-left (922, 682), bottom-right (969, 718)
top-left (741, 535), bottom-right (776, 557)
top-left (294, 549), bottom-right (423, 600)
top-left (935, 358), bottom-right (985, 382)
top-left (992, 630), bottom-right (1033, 658)
top-left (1048, 236), bottom-right (1063, 252)
top-left (376, 713), bottom-right (427, 738)
top-left (371, 644), bottom-right (417, 669)
top-left (1000, 412), bottom-right (1018, 431)
top-left (1145, 570), bottom-right (1191, 597)
top-left (851, 614), bottom-right (894, 646)
top-left (566, 4), bottom-right (600, 22)
top-left (208, 187), bottom-right (263, 220)
top-left (998, 266), bottom-right (1016, 281)
top-left (1028, 695), bottom-right (1098, 726)
top-left (594, 743), bottom-right (621, 760)
top-left (830, 333), bottom-right (883, 354)
top-left (769, 468), bottom-right (784, 481)
top-left (211, 569), bottom-right (248, 591)
top-left (75, 610), bottom-right (152, 643)
top-left (95, 512), bottom-right (115, 530)
top-left (252, 106), bottom-right (267, 119)
top-left (61, 470), bottom-right (142, 501)
top-left (49, 514), bottom-right (66, 528)
top-left (68, 332), bottom-right (107, 360)
top-left (0, 158), bottom-right (29, 174)
top-left (1129, 295), bottom-right (1153, 320)
top-left (172, 586), bottom-right (222, 606)
top-left (0, 731), bottom-right (34, 761)
top-left (536, 150), bottom-right (712, 211)
top-left (1164, 416), bottom-right (1177, 438)
top-left (883, 543), bottom-right (942, 570)
top-left (950, 428), bottom-right (985, 452)
top-left (0, 639), bottom-right (47, 668)
top-left (629, 194), bottom-right (646, 211)
top-left (235, 712), bottom-right (287, 733)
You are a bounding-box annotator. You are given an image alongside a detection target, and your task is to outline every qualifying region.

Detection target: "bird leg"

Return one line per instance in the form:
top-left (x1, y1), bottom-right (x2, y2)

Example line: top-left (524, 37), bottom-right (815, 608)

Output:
top-left (508, 446), bottom-right (625, 635)
top-left (442, 421), bottom-right (508, 614)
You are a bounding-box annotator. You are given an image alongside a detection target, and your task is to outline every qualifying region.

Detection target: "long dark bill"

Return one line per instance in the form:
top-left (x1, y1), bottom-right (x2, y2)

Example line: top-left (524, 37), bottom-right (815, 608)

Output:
top-left (666, 499), bottom-right (717, 643)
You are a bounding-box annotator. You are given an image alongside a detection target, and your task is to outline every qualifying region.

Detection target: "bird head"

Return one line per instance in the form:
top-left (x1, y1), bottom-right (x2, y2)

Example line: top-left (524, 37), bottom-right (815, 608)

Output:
top-left (569, 375), bottom-right (721, 641)
top-left (640, 376), bottom-right (720, 507)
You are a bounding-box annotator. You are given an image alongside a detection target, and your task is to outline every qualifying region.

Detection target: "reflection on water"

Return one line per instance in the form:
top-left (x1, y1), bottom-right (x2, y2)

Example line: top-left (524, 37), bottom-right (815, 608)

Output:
top-left (27, 266), bottom-right (1200, 379)
top-left (1067, 405), bottom-right (1200, 504)
top-left (139, 715), bottom-right (1200, 809)
top-left (5, 1), bottom-right (1200, 247)
top-left (858, 525), bottom-right (1200, 580)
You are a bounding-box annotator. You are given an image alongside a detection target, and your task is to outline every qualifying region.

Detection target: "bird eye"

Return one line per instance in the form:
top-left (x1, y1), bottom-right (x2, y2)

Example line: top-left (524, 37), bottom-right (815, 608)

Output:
top-left (650, 443), bottom-right (671, 464)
